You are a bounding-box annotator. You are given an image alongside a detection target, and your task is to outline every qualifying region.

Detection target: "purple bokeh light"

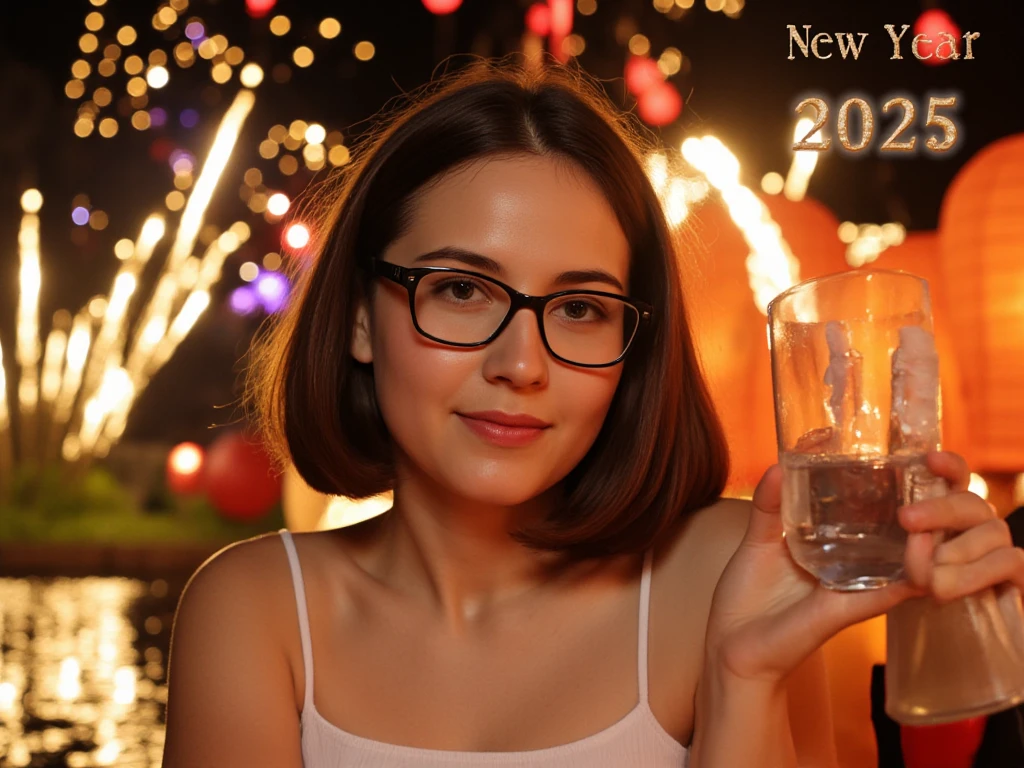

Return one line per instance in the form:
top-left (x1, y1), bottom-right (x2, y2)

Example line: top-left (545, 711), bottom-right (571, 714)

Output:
top-left (150, 107), bottom-right (168, 127)
top-left (180, 109), bottom-right (200, 129)
top-left (230, 286), bottom-right (259, 315)
top-left (71, 206), bottom-right (89, 226)
top-left (255, 271), bottom-right (289, 313)
top-left (168, 149), bottom-right (195, 174)
top-left (184, 21), bottom-right (205, 40)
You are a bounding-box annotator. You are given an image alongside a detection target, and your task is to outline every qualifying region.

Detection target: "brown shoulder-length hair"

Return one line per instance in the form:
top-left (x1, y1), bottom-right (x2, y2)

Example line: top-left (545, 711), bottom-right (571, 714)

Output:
top-left (246, 57), bottom-right (729, 559)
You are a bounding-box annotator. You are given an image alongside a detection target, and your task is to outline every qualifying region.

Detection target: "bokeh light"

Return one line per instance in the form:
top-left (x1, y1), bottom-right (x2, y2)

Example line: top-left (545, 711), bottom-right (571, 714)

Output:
top-left (761, 172), bottom-right (784, 195)
top-left (147, 66), bottom-right (170, 88)
top-left (125, 55), bottom-right (144, 75)
top-left (246, 0), bottom-right (277, 18)
top-left (256, 272), bottom-right (289, 312)
top-left (269, 15), bottom-right (290, 35)
top-left (180, 109), bottom-right (200, 128)
top-left (169, 442), bottom-right (204, 475)
top-left (88, 210), bottom-right (109, 230)
top-left (211, 62), bottom-right (233, 83)
top-left (278, 155), bottom-right (299, 175)
top-left (628, 34), bottom-right (650, 56)
top-left (328, 145), bottom-right (351, 166)
top-left (267, 193), bottom-right (290, 216)
top-left (354, 41), bottom-right (376, 61)
top-left (319, 18), bottom-right (341, 38)
top-left (293, 46), bottom-right (314, 67)
top-left (239, 262), bottom-right (259, 282)
top-left (422, 0), bottom-right (463, 13)
top-left (117, 25), bottom-right (137, 45)
top-left (304, 123), bottom-right (326, 144)
top-left (114, 238), bottom-right (134, 260)
top-left (284, 222), bottom-right (310, 249)
top-left (240, 63), bottom-right (264, 87)
top-left (165, 191), bottom-right (185, 211)
top-left (230, 286), bottom-right (259, 315)
top-left (20, 189), bottom-right (43, 213)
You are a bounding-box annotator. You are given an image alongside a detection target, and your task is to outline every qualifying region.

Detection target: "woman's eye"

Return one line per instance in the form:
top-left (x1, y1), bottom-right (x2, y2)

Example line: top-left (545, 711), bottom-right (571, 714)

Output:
top-left (564, 301), bottom-right (591, 319)
top-left (431, 277), bottom-right (488, 302)
top-left (554, 299), bottom-right (606, 321)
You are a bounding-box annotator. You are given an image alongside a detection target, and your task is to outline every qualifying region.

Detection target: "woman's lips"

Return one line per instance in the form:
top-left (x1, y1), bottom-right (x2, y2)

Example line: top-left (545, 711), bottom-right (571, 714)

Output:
top-left (456, 414), bottom-right (549, 447)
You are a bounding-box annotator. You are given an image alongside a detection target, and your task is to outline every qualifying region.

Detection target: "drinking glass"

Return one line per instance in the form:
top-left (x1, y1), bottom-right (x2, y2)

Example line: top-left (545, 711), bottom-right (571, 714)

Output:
top-left (767, 269), bottom-right (1024, 724)
top-left (767, 270), bottom-right (941, 591)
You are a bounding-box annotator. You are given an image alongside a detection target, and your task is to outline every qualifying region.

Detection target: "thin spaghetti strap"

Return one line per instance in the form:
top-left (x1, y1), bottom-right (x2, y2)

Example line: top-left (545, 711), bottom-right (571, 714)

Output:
top-left (279, 529), bottom-right (315, 714)
top-left (638, 547), bottom-right (654, 704)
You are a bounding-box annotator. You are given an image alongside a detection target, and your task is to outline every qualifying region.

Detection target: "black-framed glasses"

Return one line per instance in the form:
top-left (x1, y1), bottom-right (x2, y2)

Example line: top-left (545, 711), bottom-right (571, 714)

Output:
top-left (368, 260), bottom-right (653, 368)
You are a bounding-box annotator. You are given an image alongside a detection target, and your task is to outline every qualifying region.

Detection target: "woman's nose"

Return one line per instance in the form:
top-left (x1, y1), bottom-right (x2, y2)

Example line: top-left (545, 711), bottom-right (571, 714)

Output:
top-left (480, 308), bottom-right (549, 388)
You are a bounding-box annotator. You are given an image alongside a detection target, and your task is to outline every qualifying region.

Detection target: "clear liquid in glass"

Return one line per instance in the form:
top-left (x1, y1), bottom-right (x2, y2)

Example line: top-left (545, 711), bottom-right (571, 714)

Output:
top-left (780, 452), bottom-right (933, 591)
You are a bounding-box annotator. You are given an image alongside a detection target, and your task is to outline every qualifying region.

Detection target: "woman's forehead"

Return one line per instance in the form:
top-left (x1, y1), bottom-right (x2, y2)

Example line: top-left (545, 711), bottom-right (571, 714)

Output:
top-left (395, 155), bottom-right (631, 282)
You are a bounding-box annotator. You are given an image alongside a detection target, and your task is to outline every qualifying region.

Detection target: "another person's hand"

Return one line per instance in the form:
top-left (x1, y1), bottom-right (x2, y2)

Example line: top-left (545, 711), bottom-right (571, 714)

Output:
top-left (704, 451), bottom-right (1024, 686)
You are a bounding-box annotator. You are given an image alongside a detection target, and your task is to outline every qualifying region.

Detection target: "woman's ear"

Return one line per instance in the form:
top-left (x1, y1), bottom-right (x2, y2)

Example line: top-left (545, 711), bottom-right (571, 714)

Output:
top-left (350, 299), bottom-right (373, 363)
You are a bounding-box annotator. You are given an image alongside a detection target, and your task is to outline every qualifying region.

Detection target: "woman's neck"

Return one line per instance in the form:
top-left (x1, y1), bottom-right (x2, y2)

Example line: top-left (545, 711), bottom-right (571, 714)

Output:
top-left (371, 467), bottom-right (576, 635)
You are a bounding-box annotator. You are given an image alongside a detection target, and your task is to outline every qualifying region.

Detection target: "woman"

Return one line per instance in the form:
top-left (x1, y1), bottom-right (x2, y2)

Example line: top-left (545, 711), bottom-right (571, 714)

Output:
top-left (162, 60), bottom-right (1023, 767)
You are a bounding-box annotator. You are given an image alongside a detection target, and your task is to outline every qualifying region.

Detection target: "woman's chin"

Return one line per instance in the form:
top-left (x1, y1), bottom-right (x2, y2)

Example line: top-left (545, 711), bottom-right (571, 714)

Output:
top-left (448, 473), bottom-right (562, 510)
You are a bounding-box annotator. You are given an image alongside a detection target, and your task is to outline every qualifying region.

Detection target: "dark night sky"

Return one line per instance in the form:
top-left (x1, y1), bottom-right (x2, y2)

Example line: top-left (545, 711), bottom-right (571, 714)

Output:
top-left (1, 0), bottom-right (1021, 448)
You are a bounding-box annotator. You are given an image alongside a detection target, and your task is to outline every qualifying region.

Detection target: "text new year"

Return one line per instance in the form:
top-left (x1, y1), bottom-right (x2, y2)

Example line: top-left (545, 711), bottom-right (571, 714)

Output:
top-left (787, 24), bottom-right (980, 62)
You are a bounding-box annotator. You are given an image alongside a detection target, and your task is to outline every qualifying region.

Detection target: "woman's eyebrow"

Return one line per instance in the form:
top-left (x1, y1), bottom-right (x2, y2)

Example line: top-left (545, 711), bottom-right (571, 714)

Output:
top-left (411, 247), bottom-right (625, 292)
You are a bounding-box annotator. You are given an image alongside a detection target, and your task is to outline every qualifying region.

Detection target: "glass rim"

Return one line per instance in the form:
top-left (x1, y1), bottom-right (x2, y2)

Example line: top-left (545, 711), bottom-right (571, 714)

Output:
top-left (766, 269), bottom-right (929, 318)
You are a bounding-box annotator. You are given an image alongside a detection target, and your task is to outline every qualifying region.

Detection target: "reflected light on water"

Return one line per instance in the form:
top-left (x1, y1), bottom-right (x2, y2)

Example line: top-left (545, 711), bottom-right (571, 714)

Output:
top-left (0, 577), bottom-right (175, 767)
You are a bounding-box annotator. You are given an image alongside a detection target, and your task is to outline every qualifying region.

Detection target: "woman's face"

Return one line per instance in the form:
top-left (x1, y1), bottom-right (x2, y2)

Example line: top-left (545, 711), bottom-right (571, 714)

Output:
top-left (351, 154), bottom-right (631, 507)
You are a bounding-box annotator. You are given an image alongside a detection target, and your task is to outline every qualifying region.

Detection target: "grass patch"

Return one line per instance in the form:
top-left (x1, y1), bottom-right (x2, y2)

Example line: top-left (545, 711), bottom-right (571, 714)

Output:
top-left (0, 464), bottom-right (284, 543)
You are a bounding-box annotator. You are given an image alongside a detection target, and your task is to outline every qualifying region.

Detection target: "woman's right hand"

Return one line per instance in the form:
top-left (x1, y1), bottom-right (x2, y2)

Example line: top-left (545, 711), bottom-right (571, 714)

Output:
top-left (702, 451), bottom-right (1012, 687)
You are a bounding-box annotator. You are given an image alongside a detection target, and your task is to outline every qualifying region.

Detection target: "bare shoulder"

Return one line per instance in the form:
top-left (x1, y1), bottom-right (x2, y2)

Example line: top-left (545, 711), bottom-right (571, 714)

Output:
top-left (163, 531), bottom-right (304, 768)
top-left (655, 496), bottom-right (752, 584)
top-left (644, 496), bottom-right (753, 745)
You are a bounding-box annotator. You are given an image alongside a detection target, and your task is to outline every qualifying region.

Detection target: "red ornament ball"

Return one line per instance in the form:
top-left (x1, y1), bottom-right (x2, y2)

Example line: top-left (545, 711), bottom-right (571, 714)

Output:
top-left (637, 81), bottom-right (682, 126)
top-left (913, 9), bottom-right (961, 66)
top-left (245, 0), bottom-right (276, 19)
top-left (422, 0), bottom-right (462, 14)
top-left (624, 56), bottom-right (663, 96)
top-left (204, 431), bottom-right (281, 521)
top-left (525, 3), bottom-right (551, 37)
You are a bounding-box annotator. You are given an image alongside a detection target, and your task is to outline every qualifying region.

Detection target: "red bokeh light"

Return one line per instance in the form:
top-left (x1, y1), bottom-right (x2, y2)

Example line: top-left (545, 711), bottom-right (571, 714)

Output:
top-left (166, 442), bottom-right (205, 495)
top-left (913, 9), bottom-right (961, 66)
top-left (245, 0), bottom-right (277, 19)
top-left (637, 81), bottom-right (682, 126)
top-left (624, 56), bottom-right (664, 96)
top-left (422, 0), bottom-right (462, 14)
top-left (525, 3), bottom-right (551, 37)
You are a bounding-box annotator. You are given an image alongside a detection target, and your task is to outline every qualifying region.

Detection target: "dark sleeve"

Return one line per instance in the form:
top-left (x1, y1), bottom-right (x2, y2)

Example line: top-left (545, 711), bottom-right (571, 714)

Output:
top-left (1008, 507), bottom-right (1024, 548)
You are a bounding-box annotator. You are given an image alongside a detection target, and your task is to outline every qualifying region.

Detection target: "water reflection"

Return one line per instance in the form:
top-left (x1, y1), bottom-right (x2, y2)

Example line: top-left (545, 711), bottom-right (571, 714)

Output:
top-left (0, 576), bottom-right (183, 767)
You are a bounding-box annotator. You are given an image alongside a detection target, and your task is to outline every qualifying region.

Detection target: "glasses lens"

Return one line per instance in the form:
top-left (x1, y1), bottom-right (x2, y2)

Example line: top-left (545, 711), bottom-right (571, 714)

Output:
top-left (543, 294), bottom-right (639, 365)
top-left (415, 271), bottom-right (511, 344)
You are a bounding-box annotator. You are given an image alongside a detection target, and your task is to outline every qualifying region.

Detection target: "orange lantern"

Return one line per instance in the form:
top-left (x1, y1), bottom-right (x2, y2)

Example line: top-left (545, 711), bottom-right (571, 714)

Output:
top-left (875, 232), bottom-right (973, 464)
top-left (683, 194), bottom-right (848, 492)
top-left (938, 134), bottom-right (1024, 472)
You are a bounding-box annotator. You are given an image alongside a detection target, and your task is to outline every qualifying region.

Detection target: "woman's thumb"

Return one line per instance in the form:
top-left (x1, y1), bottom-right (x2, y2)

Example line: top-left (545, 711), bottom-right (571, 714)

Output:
top-left (747, 464), bottom-right (786, 546)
